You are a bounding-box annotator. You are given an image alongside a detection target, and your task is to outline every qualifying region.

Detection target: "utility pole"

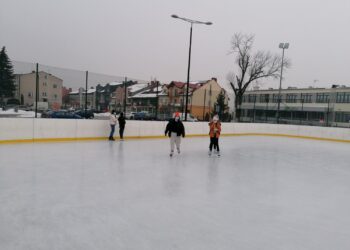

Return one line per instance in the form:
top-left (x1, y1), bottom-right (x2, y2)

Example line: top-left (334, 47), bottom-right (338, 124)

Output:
top-left (208, 85), bottom-right (212, 118)
top-left (202, 89), bottom-right (207, 121)
top-left (276, 42), bottom-right (289, 124)
top-left (85, 71), bottom-right (88, 116)
top-left (124, 77), bottom-right (127, 114)
top-left (155, 79), bottom-right (159, 120)
top-left (35, 63), bottom-right (39, 118)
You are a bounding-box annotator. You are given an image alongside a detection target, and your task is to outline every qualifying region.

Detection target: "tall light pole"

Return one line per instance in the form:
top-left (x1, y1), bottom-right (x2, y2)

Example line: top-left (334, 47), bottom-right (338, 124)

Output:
top-left (171, 14), bottom-right (212, 121)
top-left (276, 42), bottom-right (289, 124)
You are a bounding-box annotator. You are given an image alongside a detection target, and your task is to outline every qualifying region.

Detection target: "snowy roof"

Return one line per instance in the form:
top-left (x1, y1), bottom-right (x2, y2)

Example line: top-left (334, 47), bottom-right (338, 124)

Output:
top-left (131, 93), bottom-right (157, 98)
top-left (87, 89), bottom-right (96, 93)
top-left (69, 88), bottom-right (96, 94)
top-left (109, 82), bottom-right (123, 86)
top-left (128, 83), bottom-right (148, 93)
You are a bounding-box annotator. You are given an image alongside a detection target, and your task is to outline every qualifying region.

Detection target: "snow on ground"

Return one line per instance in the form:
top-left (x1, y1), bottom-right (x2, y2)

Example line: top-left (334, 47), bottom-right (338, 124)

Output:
top-left (93, 112), bottom-right (111, 120)
top-left (0, 108), bottom-right (40, 118)
top-left (0, 136), bottom-right (350, 250)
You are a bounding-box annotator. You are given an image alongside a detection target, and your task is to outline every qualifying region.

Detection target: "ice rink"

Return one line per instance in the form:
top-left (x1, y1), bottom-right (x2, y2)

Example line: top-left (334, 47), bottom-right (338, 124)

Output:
top-left (1, 136), bottom-right (350, 250)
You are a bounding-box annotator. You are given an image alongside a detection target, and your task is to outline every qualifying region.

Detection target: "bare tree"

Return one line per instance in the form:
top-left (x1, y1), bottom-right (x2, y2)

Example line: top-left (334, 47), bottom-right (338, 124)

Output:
top-left (228, 33), bottom-right (289, 121)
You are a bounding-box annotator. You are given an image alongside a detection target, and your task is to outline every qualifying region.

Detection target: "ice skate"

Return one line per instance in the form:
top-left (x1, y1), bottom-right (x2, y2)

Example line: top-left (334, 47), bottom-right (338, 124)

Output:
top-left (217, 150), bottom-right (220, 157)
top-left (208, 150), bottom-right (212, 156)
top-left (177, 148), bottom-right (180, 154)
top-left (170, 151), bottom-right (174, 157)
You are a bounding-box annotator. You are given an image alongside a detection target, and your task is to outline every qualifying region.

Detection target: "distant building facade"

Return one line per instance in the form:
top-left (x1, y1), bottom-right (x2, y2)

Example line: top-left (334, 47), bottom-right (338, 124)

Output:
top-left (240, 85), bottom-right (350, 127)
top-left (190, 78), bottom-right (229, 120)
top-left (14, 71), bottom-right (63, 109)
top-left (69, 87), bottom-right (97, 109)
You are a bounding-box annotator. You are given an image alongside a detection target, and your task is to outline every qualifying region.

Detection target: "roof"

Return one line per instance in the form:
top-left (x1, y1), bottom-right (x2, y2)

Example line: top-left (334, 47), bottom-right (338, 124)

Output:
top-left (131, 93), bottom-right (157, 98)
top-left (69, 88), bottom-right (96, 95)
top-left (109, 82), bottom-right (123, 86)
top-left (169, 81), bottom-right (203, 89)
top-left (16, 71), bottom-right (63, 81)
top-left (128, 83), bottom-right (149, 93)
top-left (129, 84), bottom-right (167, 98)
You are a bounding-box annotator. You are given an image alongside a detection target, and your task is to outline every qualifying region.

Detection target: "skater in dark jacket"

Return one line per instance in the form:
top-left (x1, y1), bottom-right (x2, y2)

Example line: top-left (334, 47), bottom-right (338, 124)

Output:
top-left (118, 112), bottom-right (126, 141)
top-left (208, 115), bottom-right (221, 156)
top-left (165, 112), bottom-right (185, 157)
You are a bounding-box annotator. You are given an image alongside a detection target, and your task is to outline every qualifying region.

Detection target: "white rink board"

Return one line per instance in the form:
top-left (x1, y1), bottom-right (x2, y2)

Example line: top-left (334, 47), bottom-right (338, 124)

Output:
top-left (0, 118), bottom-right (350, 142)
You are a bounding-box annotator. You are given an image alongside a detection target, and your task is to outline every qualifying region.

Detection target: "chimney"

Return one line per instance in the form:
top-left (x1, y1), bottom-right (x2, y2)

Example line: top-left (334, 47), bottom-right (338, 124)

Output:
top-left (211, 77), bottom-right (217, 82)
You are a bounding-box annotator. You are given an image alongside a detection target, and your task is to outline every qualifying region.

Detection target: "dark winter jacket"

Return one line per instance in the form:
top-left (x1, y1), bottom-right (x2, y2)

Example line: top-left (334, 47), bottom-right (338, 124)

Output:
top-left (118, 115), bottom-right (126, 128)
top-left (165, 119), bottom-right (185, 137)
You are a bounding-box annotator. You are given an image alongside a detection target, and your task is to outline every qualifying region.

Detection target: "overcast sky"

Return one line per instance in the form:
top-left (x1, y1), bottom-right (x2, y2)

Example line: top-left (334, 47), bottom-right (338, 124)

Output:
top-left (1, 0), bottom-right (350, 90)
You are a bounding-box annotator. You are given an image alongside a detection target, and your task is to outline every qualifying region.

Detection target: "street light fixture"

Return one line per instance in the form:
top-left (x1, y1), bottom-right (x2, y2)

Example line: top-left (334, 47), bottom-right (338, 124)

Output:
top-left (276, 42), bottom-right (289, 124)
top-left (171, 14), bottom-right (212, 121)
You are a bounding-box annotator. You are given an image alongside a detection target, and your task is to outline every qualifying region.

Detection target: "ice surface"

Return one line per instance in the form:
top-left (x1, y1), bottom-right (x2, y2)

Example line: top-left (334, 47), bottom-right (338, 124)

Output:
top-left (0, 136), bottom-right (350, 250)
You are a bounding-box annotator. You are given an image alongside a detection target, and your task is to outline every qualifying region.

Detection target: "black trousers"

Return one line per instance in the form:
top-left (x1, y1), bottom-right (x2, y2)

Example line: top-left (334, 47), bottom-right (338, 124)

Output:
top-left (119, 126), bottom-right (125, 139)
top-left (209, 136), bottom-right (220, 151)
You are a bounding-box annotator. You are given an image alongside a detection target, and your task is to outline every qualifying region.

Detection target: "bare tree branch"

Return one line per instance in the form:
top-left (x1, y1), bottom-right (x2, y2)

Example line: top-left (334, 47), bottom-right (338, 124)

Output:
top-left (228, 33), bottom-right (290, 121)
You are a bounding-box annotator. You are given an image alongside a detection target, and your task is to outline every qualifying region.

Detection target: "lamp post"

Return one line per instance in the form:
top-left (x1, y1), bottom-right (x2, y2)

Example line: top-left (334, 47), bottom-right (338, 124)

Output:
top-left (276, 42), bottom-right (289, 124)
top-left (171, 14), bottom-right (212, 121)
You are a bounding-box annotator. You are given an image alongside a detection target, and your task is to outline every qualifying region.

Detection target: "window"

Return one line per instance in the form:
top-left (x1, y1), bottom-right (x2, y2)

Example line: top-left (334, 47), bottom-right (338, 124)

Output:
top-left (336, 92), bottom-right (350, 103)
top-left (259, 94), bottom-right (269, 103)
top-left (42, 92), bottom-right (47, 97)
top-left (54, 94), bottom-right (58, 99)
top-left (316, 93), bottom-right (329, 103)
top-left (272, 94), bottom-right (280, 103)
top-left (53, 84), bottom-right (57, 89)
top-left (247, 94), bottom-right (256, 103)
top-left (43, 82), bottom-right (47, 86)
top-left (301, 93), bottom-right (313, 103)
top-left (286, 94), bottom-right (297, 103)
top-left (242, 95), bottom-right (247, 103)
top-left (335, 112), bottom-right (350, 123)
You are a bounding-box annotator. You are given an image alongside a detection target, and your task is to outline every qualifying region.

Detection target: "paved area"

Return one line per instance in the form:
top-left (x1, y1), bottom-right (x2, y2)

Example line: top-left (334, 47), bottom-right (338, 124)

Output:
top-left (0, 136), bottom-right (350, 250)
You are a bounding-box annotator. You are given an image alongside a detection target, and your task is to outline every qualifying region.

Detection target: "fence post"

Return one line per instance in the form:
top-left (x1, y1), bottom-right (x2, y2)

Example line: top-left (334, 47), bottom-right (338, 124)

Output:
top-left (85, 71), bottom-right (88, 115)
top-left (326, 98), bottom-right (330, 127)
top-left (155, 80), bottom-right (159, 120)
top-left (35, 63), bottom-right (39, 118)
top-left (124, 77), bottom-right (127, 113)
top-left (202, 89), bottom-right (207, 121)
top-left (300, 98), bottom-right (304, 125)
top-left (252, 96), bottom-right (256, 122)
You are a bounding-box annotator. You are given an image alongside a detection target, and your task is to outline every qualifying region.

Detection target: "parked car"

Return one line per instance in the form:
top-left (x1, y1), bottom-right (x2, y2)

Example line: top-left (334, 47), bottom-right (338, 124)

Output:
top-left (125, 112), bottom-right (137, 120)
top-left (134, 111), bottom-right (156, 120)
top-left (75, 109), bottom-right (94, 119)
top-left (43, 110), bottom-right (82, 119)
top-left (157, 114), bottom-right (173, 121)
top-left (41, 110), bottom-right (52, 118)
top-left (175, 112), bottom-right (198, 122)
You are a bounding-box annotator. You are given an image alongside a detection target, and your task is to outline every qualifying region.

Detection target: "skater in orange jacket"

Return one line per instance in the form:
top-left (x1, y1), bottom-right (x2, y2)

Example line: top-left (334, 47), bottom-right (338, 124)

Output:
top-left (208, 115), bottom-right (221, 156)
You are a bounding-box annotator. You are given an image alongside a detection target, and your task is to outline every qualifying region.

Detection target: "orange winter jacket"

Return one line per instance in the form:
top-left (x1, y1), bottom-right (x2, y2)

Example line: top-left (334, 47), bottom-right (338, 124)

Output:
top-left (209, 121), bottom-right (221, 138)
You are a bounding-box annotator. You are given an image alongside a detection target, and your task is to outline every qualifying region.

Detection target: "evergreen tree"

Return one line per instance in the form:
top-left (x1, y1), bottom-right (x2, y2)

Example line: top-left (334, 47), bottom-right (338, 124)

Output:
top-left (212, 90), bottom-right (229, 121)
top-left (0, 46), bottom-right (15, 105)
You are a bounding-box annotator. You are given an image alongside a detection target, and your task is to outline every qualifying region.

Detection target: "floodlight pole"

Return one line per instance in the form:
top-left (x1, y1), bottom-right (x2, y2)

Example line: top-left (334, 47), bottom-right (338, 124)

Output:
top-left (171, 14), bottom-right (212, 121)
top-left (276, 43), bottom-right (289, 124)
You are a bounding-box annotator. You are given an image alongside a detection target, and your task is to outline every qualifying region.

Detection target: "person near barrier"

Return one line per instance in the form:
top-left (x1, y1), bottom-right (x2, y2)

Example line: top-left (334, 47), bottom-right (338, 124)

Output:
top-left (118, 112), bottom-right (126, 141)
top-left (208, 115), bottom-right (221, 156)
top-left (109, 110), bottom-right (117, 141)
top-left (165, 112), bottom-right (185, 157)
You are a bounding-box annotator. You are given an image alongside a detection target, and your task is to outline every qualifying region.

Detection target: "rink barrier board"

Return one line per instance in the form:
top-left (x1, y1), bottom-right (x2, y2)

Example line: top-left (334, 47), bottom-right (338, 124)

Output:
top-left (1, 118), bottom-right (350, 144)
top-left (1, 133), bottom-right (350, 144)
